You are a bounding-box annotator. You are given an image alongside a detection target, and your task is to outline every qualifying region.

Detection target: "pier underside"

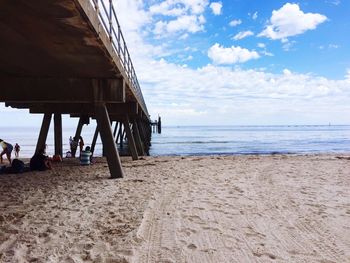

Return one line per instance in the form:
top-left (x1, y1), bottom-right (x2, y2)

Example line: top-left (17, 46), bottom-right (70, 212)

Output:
top-left (0, 0), bottom-right (151, 178)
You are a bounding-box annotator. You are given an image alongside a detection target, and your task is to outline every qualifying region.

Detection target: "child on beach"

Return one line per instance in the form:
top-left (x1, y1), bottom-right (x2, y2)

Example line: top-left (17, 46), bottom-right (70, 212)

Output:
top-left (0, 139), bottom-right (13, 164)
top-left (79, 136), bottom-right (85, 154)
top-left (80, 146), bottom-right (92, 165)
top-left (14, 143), bottom-right (20, 157)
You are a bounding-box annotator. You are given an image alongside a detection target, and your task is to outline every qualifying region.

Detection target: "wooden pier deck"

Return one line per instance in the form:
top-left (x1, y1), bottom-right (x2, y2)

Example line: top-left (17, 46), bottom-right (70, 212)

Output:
top-left (0, 0), bottom-right (151, 178)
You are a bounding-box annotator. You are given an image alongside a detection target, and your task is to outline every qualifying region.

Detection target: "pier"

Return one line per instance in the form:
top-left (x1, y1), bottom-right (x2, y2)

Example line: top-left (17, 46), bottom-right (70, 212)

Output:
top-left (0, 0), bottom-right (151, 178)
top-left (151, 116), bottom-right (162, 134)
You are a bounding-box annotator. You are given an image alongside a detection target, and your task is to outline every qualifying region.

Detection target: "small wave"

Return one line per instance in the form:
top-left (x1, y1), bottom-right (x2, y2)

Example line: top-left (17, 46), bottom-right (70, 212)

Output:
top-left (152, 140), bottom-right (233, 145)
top-left (150, 150), bottom-right (298, 156)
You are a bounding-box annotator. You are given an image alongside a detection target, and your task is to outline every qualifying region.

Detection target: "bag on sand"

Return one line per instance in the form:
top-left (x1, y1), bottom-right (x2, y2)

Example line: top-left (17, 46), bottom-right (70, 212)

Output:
top-left (52, 155), bottom-right (62, 162)
top-left (11, 159), bottom-right (25, 174)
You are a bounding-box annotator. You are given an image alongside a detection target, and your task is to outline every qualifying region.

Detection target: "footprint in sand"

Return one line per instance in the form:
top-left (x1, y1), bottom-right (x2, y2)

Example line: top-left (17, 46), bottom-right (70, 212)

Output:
top-left (187, 243), bottom-right (197, 250)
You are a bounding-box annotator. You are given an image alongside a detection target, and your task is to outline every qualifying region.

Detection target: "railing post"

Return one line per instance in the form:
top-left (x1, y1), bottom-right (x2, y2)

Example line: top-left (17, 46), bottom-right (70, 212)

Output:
top-left (109, 0), bottom-right (112, 41)
top-left (117, 27), bottom-right (121, 55)
top-left (127, 56), bottom-right (131, 77)
top-left (94, 0), bottom-right (99, 12)
top-left (88, 0), bottom-right (149, 117)
top-left (123, 44), bottom-right (126, 67)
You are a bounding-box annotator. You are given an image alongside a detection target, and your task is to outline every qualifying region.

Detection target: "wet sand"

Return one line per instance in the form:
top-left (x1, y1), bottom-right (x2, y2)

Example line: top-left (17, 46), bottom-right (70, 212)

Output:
top-left (0, 155), bottom-right (349, 262)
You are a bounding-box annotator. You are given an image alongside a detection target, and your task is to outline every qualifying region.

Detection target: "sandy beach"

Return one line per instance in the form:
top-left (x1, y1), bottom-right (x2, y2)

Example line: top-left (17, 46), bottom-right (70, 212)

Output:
top-left (0, 154), bottom-right (349, 262)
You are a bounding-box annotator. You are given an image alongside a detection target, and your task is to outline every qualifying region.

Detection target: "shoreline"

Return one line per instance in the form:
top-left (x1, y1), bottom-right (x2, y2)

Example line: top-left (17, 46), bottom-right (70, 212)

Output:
top-left (2, 151), bottom-right (350, 163)
top-left (1, 154), bottom-right (349, 262)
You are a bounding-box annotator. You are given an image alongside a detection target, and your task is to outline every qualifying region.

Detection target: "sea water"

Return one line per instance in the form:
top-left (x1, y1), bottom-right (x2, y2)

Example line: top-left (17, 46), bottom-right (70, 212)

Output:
top-left (149, 125), bottom-right (350, 156)
top-left (1, 125), bottom-right (349, 158)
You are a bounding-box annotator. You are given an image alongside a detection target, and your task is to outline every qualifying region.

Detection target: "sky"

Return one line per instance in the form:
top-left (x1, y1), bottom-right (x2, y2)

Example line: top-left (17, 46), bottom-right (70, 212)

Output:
top-left (1, 0), bottom-right (350, 126)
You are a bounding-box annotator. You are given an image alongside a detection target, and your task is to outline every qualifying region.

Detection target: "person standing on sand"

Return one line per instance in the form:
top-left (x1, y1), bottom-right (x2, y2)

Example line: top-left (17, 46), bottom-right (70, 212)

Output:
top-left (0, 139), bottom-right (13, 164)
top-left (14, 143), bottom-right (20, 157)
top-left (79, 136), bottom-right (84, 155)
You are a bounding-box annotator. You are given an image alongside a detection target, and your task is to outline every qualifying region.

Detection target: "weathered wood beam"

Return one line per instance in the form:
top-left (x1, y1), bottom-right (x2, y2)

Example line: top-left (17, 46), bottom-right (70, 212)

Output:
top-left (95, 103), bottom-right (124, 178)
top-left (137, 119), bottom-right (146, 148)
top-left (72, 118), bottom-right (84, 157)
top-left (113, 121), bottom-right (119, 138)
top-left (14, 102), bottom-right (138, 116)
top-left (123, 115), bottom-right (138, 161)
top-left (117, 122), bottom-right (124, 149)
top-left (0, 77), bottom-right (124, 103)
top-left (35, 113), bottom-right (52, 154)
top-left (133, 120), bottom-right (145, 156)
top-left (54, 113), bottom-right (63, 157)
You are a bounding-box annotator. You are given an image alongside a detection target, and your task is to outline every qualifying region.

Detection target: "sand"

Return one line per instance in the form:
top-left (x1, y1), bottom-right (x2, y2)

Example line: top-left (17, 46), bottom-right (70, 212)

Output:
top-left (0, 154), bottom-right (349, 262)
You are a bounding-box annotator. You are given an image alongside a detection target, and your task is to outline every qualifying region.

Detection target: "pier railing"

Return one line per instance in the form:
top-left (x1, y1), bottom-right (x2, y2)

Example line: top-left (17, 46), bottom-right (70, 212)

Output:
top-left (90, 0), bottom-right (148, 115)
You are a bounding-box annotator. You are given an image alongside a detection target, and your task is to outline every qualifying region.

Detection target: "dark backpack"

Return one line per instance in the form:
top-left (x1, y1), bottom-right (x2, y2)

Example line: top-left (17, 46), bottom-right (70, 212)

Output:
top-left (11, 159), bottom-right (25, 174)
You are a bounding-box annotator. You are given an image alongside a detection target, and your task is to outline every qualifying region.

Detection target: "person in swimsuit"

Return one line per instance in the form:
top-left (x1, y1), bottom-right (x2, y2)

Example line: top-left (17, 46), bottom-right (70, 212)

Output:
top-left (0, 139), bottom-right (13, 164)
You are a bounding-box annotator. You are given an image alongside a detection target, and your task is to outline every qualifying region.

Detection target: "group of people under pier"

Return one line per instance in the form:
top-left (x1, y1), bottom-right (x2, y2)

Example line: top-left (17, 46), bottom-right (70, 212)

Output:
top-left (0, 139), bottom-right (21, 164)
top-left (0, 141), bottom-right (52, 174)
top-left (0, 115), bottom-right (153, 177)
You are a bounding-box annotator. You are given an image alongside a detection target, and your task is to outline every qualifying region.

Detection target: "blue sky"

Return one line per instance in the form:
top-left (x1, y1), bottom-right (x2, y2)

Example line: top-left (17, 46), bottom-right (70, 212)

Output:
top-left (141, 0), bottom-right (349, 79)
top-left (1, 0), bottom-right (349, 126)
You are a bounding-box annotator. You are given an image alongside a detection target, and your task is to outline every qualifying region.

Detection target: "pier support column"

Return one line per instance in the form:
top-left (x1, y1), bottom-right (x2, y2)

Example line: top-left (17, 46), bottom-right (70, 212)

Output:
top-left (116, 122), bottom-right (123, 147)
top-left (123, 115), bottom-right (138, 160)
top-left (158, 116), bottom-right (162, 134)
top-left (138, 119), bottom-right (150, 155)
top-left (54, 113), bottom-right (63, 157)
top-left (35, 113), bottom-right (52, 154)
top-left (133, 120), bottom-right (145, 156)
top-left (113, 121), bottom-right (119, 139)
top-left (72, 118), bottom-right (84, 157)
top-left (102, 120), bottom-right (113, 157)
top-left (121, 127), bottom-right (126, 149)
top-left (95, 103), bottom-right (124, 178)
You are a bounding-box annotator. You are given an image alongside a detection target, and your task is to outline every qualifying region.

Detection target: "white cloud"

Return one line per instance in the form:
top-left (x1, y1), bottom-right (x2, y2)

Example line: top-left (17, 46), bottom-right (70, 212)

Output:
top-left (233, 30), bottom-right (254, 40)
top-left (252, 11), bottom-right (258, 20)
top-left (257, 43), bottom-right (273, 56)
top-left (138, 59), bottom-right (350, 125)
top-left (261, 50), bottom-right (274, 57)
top-left (149, 2), bottom-right (185, 17)
top-left (329, 44), bottom-right (340, 49)
top-left (229, 19), bottom-right (242, 27)
top-left (183, 0), bottom-right (210, 14)
top-left (210, 2), bottom-right (223, 15)
top-left (208, 43), bottom-right (260, 64)
top-left (101, 0), bottom-right (350, 125)
top-left (154, 15), bottom-right (206, 35)
top-left (148, 0), bottom-right (210, 36)
top-left (346, 69), bottom-right (350, 80)
top-left (179, 33), bottom-right (189, 40)
top-left (153, 20), bottom-right (167, 35)
top-left (282, 40), bottom-right (296, 51)
top-left (184, 46), bottom-right (198, 52)
top-left (320, 44), bottom-right (340, 50)
top-left (283, 69), bottom-right (292, 75)
top-left (149, 0), bottom-right (209, 16)
top-left (325, 0), bottom-right (341, 5)
top-left (168, 15), bottom-right (205, 33)
top-left (258, 3), bottom-right (327, 41)
top-left (111, 0), bottom-right (150, 32)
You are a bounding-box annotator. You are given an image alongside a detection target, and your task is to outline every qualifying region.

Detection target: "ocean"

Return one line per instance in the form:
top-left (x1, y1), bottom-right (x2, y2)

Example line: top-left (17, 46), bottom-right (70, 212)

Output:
top-left (1, 125), bottom-right (349, 158)
top-left (150, 125), bottom-right (350, 156)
